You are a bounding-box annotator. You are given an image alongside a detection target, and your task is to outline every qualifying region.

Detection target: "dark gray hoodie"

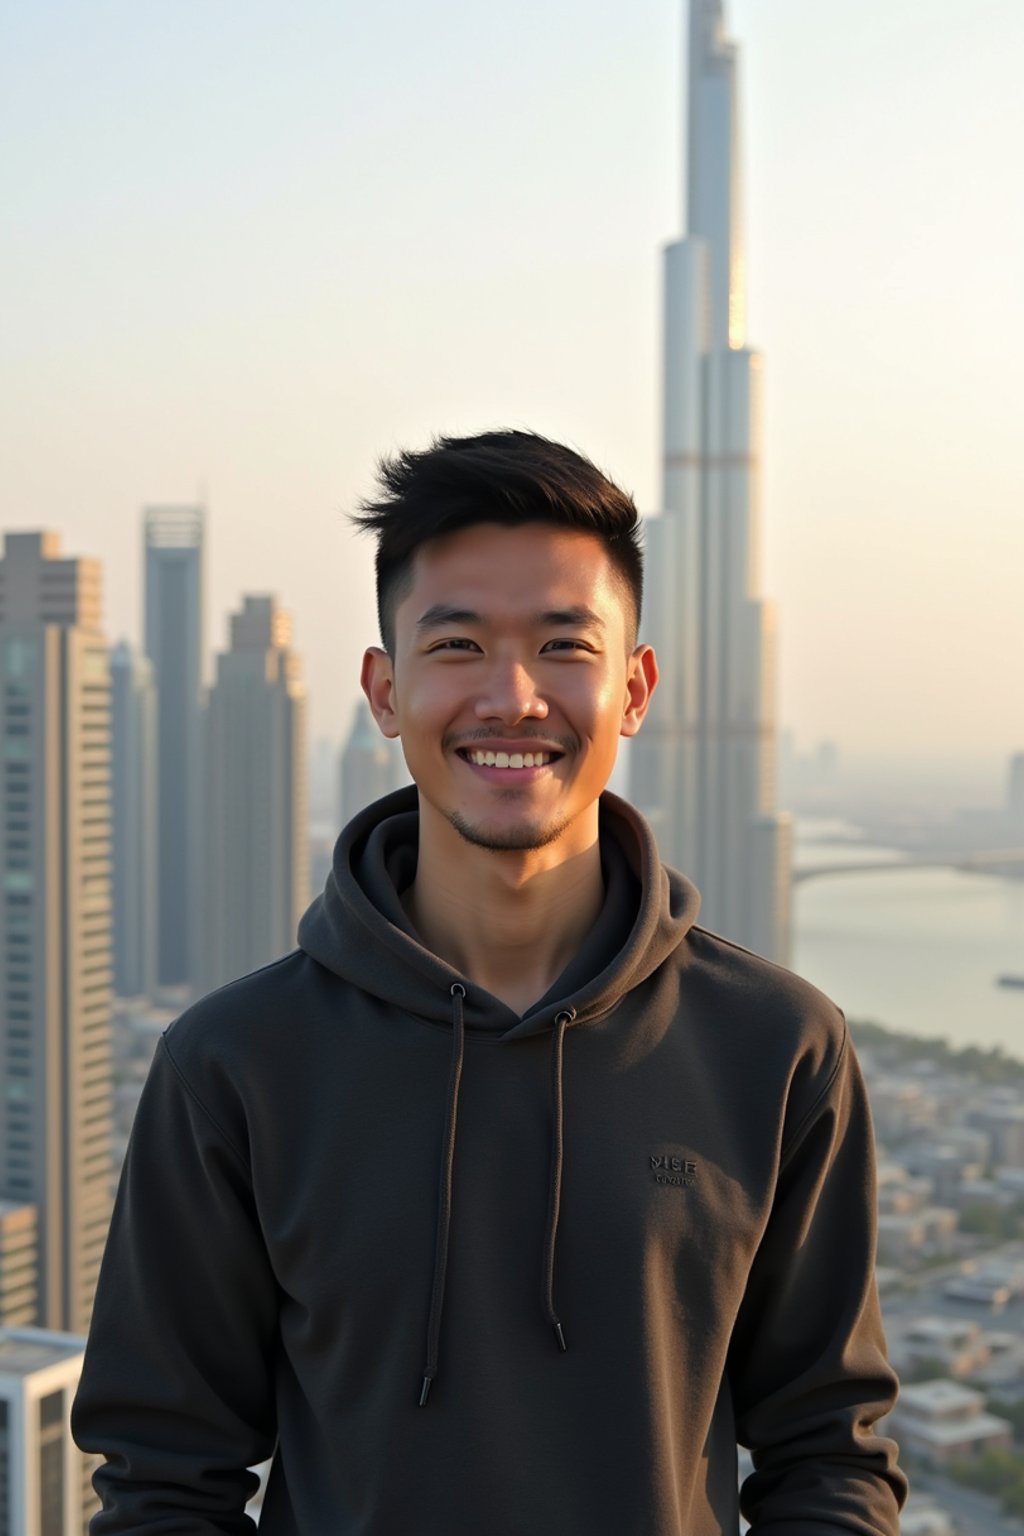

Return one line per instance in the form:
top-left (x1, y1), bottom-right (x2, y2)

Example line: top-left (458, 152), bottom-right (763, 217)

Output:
top-left (73, 787), bottom-right (906, 1533)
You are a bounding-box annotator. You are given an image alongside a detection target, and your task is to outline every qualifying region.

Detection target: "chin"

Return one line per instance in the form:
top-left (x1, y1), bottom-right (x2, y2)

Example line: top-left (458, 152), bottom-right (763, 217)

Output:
top-left (447, 809), bottom-right (570, 853)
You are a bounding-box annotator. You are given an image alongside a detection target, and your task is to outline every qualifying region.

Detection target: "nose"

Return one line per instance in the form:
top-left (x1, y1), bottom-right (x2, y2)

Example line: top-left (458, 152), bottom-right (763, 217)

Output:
top-left (474, 657), bottom-right (548, 724)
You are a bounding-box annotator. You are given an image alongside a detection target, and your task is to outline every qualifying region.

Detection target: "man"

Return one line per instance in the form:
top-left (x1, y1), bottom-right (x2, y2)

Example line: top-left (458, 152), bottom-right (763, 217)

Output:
top-left (73, 430), bottom-right (906, 1533)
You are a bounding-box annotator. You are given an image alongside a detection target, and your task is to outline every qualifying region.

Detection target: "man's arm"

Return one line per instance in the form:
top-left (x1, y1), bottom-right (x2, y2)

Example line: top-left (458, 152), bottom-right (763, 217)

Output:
top-left (72, 1034), bottom-right (279, 1533)
top-left (727, 1029), bottom-right (907, 1533)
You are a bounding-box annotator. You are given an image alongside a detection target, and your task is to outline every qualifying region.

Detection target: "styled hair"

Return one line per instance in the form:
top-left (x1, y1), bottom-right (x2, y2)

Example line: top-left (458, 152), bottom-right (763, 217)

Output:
top-left (351, 429), bottom-right (644, 654)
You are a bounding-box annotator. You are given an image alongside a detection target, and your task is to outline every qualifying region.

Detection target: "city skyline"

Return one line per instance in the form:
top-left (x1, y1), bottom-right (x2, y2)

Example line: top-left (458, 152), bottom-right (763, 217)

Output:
top-left (2, 0), bottom-right (1022, 785)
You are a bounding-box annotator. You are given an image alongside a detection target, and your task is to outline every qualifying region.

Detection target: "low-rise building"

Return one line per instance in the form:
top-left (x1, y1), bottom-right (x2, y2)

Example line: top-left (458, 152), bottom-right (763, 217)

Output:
top-left (877, 1207), bottom-right (958, 1266)
top-left (886, 1379), bottom-right (1012, 1467)
top-left (877, 1164), bottom-right (934, 1216)
top-left (942, 1272), bottom-right (1013, 1310)
top-left (869, 1078), bottom-right (941, 1143)
top-left (901, 1317), bottom-right (990, 1380)
top-left (0, 1326), bottom-right (100, 1533)
top-left (956, 1177), bottom-right (1016, 1212)
top-left (970, 1330), bottom-right (1024, 1390)
top-left (898, 1493), bottom-right (955, 1535)
top-left (900, 1143), bottom-right (986, 1207)
top-left (971, 1104), bottom-right (1024, 1167)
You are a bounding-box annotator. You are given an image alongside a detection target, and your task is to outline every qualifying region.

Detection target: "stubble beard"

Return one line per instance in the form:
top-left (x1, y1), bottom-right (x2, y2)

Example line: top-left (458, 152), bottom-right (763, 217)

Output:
top-left (447, 804), bottom-right (572, 853)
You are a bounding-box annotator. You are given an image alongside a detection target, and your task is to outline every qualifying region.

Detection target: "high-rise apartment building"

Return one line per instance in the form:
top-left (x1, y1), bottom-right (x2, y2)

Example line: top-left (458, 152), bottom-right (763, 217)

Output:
top-left (340, 700), bottom-right (406, 827)
top-left (631, 0), bottom-right (792, 963)
top-left (109, 642), bottom-right (157, 999)
top-left (0, 1201), bottom-right (38, 1328)
top-left (0, 1326), bottom-right (98, 1534)
top-left (0, 532), bottom-right (112, 1334)
top-left (143, 506), bottom-right (205, 993)
top-left (202, 596), bottom-right (308, 992)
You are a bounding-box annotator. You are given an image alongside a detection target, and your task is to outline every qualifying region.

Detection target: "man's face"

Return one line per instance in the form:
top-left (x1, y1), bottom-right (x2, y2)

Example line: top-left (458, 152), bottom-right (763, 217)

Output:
top-left (361, 521), bottom-right (657, 860)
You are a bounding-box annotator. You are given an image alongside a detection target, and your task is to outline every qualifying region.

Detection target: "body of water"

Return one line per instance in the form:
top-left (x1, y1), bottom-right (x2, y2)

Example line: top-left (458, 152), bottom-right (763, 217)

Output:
top-left (792, 819), bottom-right (1024, 1060)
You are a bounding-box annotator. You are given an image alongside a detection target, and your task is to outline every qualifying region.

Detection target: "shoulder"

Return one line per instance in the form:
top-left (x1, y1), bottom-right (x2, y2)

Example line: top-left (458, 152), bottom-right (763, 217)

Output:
top-left (680, 922), bottom-right (851, 1123)
top-left (688, 923), bottom-right (844, 1027)
top-left (161, 948), bottom-right (335, 1096)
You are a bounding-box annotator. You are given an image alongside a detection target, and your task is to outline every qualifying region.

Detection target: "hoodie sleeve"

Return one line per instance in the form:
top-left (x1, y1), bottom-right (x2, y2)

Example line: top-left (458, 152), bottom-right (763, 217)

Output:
top-left (71, 1035), bottom-right (278, 1534)
top-left (727, 1028), bottom-right (907, 1534)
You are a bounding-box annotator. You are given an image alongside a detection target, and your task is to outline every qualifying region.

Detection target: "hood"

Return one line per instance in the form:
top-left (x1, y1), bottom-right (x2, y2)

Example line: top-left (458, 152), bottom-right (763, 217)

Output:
top-left (298, 785), bottom-right (700, 1039)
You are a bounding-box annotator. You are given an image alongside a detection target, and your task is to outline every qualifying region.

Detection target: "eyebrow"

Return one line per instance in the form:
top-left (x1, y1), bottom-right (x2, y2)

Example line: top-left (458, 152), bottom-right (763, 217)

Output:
top-left (415, 605), bottom-right (481, 632)
top-left (536, 606), bottom-right (606, 630)
top-left (415, 603), bottom-right (606, 632)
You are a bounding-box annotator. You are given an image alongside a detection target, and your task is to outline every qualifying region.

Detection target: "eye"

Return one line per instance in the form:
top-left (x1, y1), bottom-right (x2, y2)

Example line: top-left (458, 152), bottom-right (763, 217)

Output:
top-left (428, 637), bottom-right (481, 652)
top-left (541, 638), bottom-right (594, 653)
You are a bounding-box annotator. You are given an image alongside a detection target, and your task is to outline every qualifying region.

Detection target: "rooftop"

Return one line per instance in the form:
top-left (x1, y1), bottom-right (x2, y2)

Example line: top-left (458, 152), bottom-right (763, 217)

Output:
top-left (898, 1379), bottom-right (983, 1413)
top-left (0, 1328), bottom-right (86, 1378)
top-left (906, 1317), bottom-right (981, 1346)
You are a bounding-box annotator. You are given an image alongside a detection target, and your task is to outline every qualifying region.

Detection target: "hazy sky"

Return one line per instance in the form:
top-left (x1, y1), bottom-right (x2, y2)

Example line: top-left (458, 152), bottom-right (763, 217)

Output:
top-left (3, 0), bottom-right (1021, 790)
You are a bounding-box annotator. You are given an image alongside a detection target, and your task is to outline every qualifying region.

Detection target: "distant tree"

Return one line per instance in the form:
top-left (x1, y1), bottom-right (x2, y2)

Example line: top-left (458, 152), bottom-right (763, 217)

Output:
top-left (904, 1355), bottom-right (950, 1384)
top-left (990, 1398), bottom-right (1024, 1444)
top-left (959, 1204), bottom-right (1024, 1242)
top-left (949, 1446), bottom-right (1024, 1516)
top-left (849, 1020), bottom-right (1024, 1083)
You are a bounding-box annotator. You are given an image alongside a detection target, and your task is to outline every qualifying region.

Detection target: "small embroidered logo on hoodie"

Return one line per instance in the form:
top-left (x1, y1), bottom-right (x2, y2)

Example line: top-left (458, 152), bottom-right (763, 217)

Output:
top-left (649, 1153), bottom-right (697, 1188)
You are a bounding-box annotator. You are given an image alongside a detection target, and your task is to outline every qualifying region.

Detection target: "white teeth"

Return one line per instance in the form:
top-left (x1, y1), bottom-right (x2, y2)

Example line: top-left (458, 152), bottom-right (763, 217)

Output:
top-left (466, 749), bottom-right (553, 768)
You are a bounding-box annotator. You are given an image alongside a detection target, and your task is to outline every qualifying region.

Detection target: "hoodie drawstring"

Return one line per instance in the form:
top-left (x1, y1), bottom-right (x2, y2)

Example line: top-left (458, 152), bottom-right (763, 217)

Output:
top-left (543, 1009), bottom-right (574, 1352)
top-left (419, 983), bottom-right (466, 1407)
top-left (419, 991), bottom-right (575, 1405)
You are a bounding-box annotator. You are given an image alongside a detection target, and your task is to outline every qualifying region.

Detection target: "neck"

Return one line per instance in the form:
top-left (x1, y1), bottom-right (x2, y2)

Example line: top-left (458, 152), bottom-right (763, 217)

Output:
top-left (404, 804), bottom-right (605, 1017)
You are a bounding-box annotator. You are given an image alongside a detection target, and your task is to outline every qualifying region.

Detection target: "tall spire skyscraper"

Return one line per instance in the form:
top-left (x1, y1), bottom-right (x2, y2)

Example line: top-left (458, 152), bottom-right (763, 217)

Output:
top-left (631, 0), bottom-right (791, 963)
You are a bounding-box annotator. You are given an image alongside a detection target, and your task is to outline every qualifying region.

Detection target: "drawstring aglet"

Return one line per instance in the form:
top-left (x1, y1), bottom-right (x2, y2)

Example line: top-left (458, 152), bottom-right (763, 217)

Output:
top-left (553, 1320), bottom-right (567, 1352)
top-left (419, 1374), bottom-right (434, 1407)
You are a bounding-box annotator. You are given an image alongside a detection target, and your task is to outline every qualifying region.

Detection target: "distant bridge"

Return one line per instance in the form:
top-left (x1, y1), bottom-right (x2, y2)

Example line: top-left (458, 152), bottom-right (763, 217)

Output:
top-left (792, 849), bottom-right (1024, 886)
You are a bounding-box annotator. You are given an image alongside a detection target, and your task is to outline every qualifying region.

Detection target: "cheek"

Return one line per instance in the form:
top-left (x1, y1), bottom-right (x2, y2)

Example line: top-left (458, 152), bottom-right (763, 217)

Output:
top-left (397, 673), bottom-right (465, 734)
top-left (574, 674), bottom-right (625, 726)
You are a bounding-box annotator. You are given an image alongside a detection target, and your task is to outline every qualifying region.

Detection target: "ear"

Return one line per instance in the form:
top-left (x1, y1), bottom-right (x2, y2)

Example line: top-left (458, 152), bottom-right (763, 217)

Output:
top-left (361, 647), bottom-right (401, 740)
top-left (620, 644), bottom-right (658, 739)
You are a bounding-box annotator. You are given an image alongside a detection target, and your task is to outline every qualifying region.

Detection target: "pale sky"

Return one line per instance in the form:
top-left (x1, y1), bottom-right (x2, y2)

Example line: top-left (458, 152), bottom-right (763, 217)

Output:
top-left (2, 0), bottom-right (1021, 793)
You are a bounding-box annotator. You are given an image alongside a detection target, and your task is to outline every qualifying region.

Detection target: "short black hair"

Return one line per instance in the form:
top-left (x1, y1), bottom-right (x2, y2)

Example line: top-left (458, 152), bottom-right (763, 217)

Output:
top-left (351, 429), bottom-right (644, 654)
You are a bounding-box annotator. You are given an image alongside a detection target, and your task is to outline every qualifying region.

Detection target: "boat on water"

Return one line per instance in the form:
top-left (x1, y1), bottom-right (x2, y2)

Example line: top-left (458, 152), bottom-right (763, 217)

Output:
top-left (996, 975), bottom-right (1024, 989)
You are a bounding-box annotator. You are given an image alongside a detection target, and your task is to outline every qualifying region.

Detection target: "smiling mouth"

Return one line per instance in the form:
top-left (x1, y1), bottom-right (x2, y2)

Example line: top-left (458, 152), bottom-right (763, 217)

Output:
top-left (457, 748), bottom-right (563, 770)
